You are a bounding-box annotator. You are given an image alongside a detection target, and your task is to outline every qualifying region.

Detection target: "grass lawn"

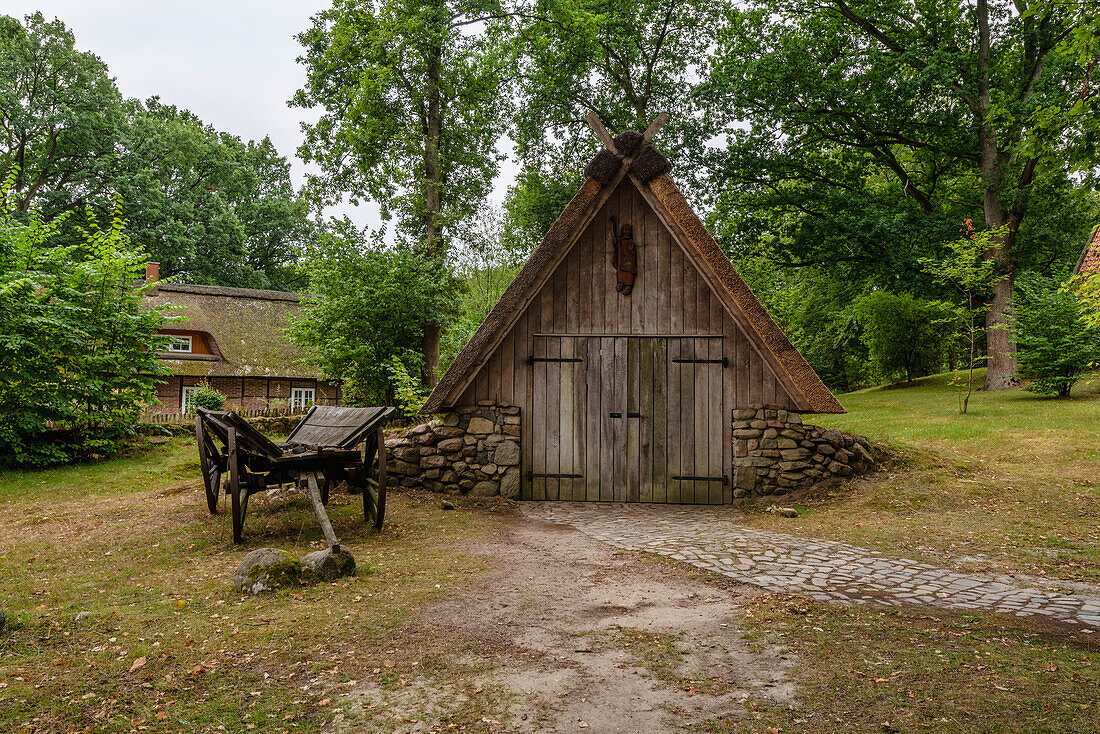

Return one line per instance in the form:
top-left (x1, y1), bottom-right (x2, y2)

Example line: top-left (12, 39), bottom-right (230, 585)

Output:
top-left (0, 436), bottom-right (500, 733)
top-left (743, 370), bottom-right (1100, 584)
top-left (2, 378), bottom-right (1098, 733)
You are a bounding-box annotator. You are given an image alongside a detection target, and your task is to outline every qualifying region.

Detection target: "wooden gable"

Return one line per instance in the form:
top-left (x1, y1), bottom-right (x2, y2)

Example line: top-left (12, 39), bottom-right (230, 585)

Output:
top-left (453, 177), bottom-right (805, 411)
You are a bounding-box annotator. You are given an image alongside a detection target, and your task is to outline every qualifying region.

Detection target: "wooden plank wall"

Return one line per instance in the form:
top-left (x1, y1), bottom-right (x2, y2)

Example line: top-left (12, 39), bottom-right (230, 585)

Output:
top-left (458, 180), bottom-right (798, 411)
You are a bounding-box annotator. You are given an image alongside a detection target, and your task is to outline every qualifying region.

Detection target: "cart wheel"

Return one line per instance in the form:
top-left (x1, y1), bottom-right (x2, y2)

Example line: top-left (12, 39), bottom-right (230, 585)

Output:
top-left (363, 480), bottom-right (385, 531)
top-left (204, 469), bottom-right (220, 515)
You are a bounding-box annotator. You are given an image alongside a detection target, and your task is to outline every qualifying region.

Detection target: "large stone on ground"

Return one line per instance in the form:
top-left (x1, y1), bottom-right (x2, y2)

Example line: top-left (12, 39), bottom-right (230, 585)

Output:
top-left (470, 481), bottom-right (500, 497)
top-left (301, 546), bottom-right (356, 583)
top-left (234, 548), bottom-right (301, 594)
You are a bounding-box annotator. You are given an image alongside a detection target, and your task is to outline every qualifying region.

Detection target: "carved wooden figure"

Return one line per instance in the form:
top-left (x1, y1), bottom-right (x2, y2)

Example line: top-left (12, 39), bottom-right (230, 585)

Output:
top-left (610, 216), bottom-right (638, 294)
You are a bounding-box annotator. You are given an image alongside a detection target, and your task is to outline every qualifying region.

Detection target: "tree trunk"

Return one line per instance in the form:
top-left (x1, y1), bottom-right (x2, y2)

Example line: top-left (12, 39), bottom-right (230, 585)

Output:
top-left (421, 26), bottom-right (444, 387)
top-left (984, 272), bottom-right (1018, 390)
top-left (974, 0), bottom-right (1019, 392)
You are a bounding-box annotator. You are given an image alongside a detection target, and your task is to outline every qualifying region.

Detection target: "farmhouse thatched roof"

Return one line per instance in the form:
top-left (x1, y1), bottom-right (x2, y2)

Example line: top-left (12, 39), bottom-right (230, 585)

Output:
top-left (422, 132), bottom-right (844, 415)
top-left (143, 283), bottom-right (320, 379)
top-left (1075, 225), bottom-right (1100, 275)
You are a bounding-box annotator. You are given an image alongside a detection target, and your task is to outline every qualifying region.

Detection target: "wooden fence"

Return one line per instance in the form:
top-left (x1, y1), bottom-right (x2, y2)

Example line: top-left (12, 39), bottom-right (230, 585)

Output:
top-left (141, 406), bottom-right (311, 426)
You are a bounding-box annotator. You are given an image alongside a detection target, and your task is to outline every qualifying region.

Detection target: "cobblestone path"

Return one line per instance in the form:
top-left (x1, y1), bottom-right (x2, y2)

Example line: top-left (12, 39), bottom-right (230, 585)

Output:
top-left (522, 502), bottom-right (1100, 630)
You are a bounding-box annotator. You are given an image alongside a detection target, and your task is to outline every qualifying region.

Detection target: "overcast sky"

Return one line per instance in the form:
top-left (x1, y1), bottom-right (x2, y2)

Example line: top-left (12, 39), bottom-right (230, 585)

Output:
top-left (7, 1), bottom-right (516, 231)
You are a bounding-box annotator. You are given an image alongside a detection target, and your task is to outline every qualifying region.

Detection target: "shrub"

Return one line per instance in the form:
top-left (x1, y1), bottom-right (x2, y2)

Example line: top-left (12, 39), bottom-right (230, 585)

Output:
top-left (1013, 275), bottom-right (1100, 397)
top-left (853, 291), bottom-right (958, 384)
top-left (0, 191), bottom-right (171, 466)
top-left (188, 382), bottom-right (226, 412)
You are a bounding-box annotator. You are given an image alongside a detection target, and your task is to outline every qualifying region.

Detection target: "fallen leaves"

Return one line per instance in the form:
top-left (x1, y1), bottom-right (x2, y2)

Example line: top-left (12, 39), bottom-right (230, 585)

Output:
top-left (128, 656), bottom-right (146, 673)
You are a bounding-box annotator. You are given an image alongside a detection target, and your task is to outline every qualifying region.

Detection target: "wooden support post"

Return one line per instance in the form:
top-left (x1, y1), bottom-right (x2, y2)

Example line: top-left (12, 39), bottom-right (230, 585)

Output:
top-left (305, 470), bottom-right (340, 551)
top-left (228, 427), bottom-right (244, 543)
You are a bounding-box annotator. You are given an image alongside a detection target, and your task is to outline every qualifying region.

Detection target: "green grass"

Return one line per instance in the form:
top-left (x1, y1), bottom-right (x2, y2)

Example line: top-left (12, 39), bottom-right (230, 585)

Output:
top-left (0, 438), bottom-right (499, 733)
top-left (743, 370), bottom-right (1100, 582)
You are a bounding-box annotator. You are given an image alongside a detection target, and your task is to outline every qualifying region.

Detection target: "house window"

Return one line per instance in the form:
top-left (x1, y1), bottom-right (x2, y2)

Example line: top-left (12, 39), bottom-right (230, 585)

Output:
top-left (181, 385), bottom-right (200, 413)
top-left (168, 335), bottom-right (193, 353)
top-left (291, 387), bottom-right (315, 410)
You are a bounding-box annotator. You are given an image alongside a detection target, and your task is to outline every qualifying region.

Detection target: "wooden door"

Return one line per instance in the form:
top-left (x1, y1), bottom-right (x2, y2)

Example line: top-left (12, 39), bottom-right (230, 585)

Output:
top-left (528, 335), bottom-right (727, 503)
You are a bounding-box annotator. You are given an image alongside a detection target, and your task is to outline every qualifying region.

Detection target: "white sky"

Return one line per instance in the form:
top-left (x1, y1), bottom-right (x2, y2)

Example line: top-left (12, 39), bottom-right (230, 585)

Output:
top-left (6, 1), bottom-right (517, 231)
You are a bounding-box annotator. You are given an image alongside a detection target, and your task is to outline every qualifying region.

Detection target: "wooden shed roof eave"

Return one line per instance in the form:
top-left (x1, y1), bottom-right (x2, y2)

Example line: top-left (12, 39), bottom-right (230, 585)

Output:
top-left (420, 171), bottom-right (628, 414)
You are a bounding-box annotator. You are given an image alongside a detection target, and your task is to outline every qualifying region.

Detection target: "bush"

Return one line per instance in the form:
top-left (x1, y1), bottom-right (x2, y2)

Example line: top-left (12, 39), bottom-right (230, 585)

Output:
top-left (188, 382), bottom-right (226, 412)
top-left (853, 291), bottom-right (958, 384)
top-left (0, 191), bottom-right (171, 466)
top-left (1013, 275), bottom-right (1100, 397)
top-left (287, 222), bottom-right (458, 405)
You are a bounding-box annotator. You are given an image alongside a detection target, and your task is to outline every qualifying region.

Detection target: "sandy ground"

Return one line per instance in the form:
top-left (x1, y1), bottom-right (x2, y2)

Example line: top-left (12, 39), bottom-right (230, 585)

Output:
top-left (341, 508), bottom-right (796, 733)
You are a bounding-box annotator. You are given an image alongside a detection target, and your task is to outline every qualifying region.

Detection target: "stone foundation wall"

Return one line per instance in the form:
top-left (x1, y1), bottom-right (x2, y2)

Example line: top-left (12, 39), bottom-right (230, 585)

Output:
top-left (386, 404), bottom-right (522, 499)
top-left (731, 405), bottom-right (877, 497)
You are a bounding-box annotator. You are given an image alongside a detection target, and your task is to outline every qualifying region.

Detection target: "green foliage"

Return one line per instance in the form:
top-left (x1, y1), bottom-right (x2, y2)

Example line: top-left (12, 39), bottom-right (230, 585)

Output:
top-left (0, 184), bottom-right (170, 466)
top-left (291, 0), bottom-right (512, 250)
top-left (188, 382), bottom-right (226, 412)
top-left (511, 0), bottom-right (718, 187)
top-left (287, 221), bottom-right (458, 404)
top-left (385, 355), bottom-right (431, 418)
top-left (736, 257), bottom-right (870, 392)
top-left (1013, 275), bottom-right (1100, 397)
top-left (920, 223), bottom-right (1006, 412)
top-left (853, 291), bottom-right (957, 384)
top-left (0, 13), bottom-right (313, 291)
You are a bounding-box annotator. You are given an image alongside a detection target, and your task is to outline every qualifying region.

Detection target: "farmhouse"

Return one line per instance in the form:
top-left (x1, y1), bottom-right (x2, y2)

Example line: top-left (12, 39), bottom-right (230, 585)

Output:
top-left (395, 117), bottom-right (873, 501)
top-left (141, 263), bottom-right (341, 414)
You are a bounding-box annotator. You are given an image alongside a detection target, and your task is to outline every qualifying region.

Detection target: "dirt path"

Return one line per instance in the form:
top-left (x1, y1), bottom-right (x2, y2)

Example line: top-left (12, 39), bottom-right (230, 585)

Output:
top-left (341, 510), bottom-right (795, 733)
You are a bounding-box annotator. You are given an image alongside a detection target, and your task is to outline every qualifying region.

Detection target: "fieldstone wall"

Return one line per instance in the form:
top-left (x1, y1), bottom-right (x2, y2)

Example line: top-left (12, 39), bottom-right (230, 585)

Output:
top-left (731, 405), bottom-right (877, 497)
top-left (386, 404), bottom-right (522, 499)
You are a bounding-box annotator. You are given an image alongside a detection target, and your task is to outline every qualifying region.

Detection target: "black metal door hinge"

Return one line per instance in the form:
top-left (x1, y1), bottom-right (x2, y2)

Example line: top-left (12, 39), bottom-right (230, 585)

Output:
top-left (528, 472), bottom-right (584, 479)
top-left (672, 357), bottom-right (729, 366)
top-left (672, 474), bottom-right (729, 484)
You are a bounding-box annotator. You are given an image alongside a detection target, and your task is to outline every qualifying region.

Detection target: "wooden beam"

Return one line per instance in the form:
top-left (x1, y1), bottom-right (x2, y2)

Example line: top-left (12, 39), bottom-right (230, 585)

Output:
top-left (642, 112), bottom-right (669, 145)
top-left (305, 470), bottom-right (340, 551)
top-left (586, 110), bottom-right (617, 153)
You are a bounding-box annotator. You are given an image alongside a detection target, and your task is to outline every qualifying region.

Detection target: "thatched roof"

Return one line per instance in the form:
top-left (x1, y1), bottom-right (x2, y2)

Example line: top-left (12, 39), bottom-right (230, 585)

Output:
top-left (1075, 225), bottom-right (1100, 275)
top-left (422, 134), bottom-right (844, 415)
top-left (143, 283), bottom-right (320, 378)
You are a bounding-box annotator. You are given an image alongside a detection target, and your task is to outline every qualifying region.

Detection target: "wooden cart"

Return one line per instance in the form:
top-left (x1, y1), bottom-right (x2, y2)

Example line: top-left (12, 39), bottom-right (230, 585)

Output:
top-left (194, 406), bottom-right (396, 543)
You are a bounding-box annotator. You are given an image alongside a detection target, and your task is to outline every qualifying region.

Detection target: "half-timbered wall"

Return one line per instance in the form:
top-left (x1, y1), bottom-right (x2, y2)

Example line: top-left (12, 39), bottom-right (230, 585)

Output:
top-left (452, 179), bottom-right (802, 502)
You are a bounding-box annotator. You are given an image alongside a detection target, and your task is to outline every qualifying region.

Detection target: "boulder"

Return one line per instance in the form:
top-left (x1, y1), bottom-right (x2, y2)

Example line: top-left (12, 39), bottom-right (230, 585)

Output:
top-left (234, 548), bottom-right (301, 594)
top-left (301, 546), bottom-right (356, 583)
top-left (470, 481), bottom-right (500, 497)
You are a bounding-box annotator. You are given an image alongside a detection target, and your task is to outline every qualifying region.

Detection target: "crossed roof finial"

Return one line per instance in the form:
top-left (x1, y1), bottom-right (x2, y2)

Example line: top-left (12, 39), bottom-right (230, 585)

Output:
top-left (586, 110), bottom-right (669, 156)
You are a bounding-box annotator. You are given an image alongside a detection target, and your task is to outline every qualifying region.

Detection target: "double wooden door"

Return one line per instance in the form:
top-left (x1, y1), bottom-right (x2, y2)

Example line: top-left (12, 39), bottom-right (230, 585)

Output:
top-left (528, 335), bottom-right (728, 503)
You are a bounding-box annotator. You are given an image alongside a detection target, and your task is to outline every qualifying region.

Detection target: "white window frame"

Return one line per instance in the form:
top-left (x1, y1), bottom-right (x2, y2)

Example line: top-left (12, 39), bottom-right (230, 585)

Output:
top-left (181, 385), bottom-right (200, 413)
top-left (167, 335), bottom-right (193, 353)
top-left (290, 387), bottom-right (316, 411)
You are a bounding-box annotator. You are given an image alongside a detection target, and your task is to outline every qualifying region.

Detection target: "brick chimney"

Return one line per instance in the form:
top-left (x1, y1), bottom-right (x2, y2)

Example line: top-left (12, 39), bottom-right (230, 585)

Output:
top-left (145, 262), bottom-right (160, 283)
